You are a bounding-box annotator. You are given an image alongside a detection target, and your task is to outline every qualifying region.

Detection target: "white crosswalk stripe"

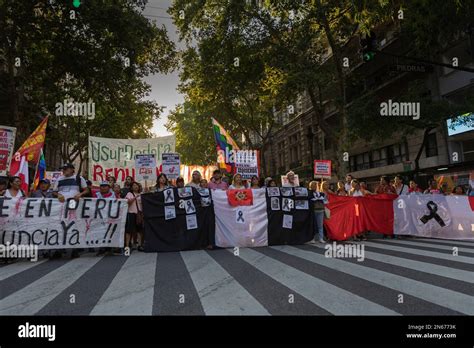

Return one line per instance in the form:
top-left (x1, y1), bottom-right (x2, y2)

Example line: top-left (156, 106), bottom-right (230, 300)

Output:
top-left (405, 238), bottom-right (474, 247)
top-left (378, 239), bottom-right (474, 255)
top-left (0, 255), bottom-right (102, 315)
top-left (181, 250), bottom-right (269, 315)
top-left (1, 239), bottom-right (473, 316)
top-left (91, 253), bottom-right (157, 315)
top-left (0, 259), bottom-right (47, 281)
top-left (362, 241), bottom-right (474, 264)
top-left (310, 243), bottom-right (474, 283)
top-left (233, 248), bottom-right (399, 315)
top-left (273, 245), bottom-right (474, 315)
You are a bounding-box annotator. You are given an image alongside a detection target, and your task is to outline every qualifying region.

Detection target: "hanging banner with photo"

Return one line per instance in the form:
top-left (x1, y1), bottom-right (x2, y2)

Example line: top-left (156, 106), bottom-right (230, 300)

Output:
top-left (314, 160), bottom-right (331, 178)
top-left (88, 135), bottom-right (175, 185)
top-left (0, 125), bottom-right (16, 176)
top-left (141, 187), bottom-right (215, 252)
top-left (0, 198), bottom-right (127, 250)
top-left (235, 150), bottom-right (259, 179)
top-left (162, 153), bottom-right (180, 179)
top-left (135, 154), bottom-right (157, 182)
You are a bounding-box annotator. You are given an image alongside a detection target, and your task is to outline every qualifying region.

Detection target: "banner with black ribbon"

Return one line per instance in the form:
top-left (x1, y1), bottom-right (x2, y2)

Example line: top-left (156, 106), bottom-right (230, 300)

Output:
top-left (141, 187), bottom-right (214, 252)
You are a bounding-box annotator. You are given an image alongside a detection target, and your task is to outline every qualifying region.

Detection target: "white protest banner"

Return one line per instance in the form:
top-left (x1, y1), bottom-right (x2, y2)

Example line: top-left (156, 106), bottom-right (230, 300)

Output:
top-left (0, 125), bottom-right (16, 176)
top-left (212, 189), bottom-right (268, 247)
top-left (393, 195), bottom-right (474, 240)
top-left (162, 153), bottom-right (180, 179)
top-left (314, 160), bottom-right (331, 178)
top-left (135, 154), bottom-right (157, 182)
top-left (0, 198), bottom-right (127, 249)
top-left (88, 135), bottom-right (175, 184)
top-left (235, 150), bottom-right (259, 179)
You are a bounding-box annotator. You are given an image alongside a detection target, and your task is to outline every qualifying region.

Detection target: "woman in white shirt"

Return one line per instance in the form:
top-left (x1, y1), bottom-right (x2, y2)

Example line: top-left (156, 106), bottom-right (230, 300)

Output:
top-left (4, 176), bottom-right (25, 198)
top-left (229, 173), bottom-right (246, 189)
top-left (349, 179), bottom-right (364, 197)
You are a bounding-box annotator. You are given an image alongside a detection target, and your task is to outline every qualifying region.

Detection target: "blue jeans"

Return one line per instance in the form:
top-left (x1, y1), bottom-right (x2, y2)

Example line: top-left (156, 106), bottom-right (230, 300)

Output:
top-left (313, 211), bottom-right (325, 241)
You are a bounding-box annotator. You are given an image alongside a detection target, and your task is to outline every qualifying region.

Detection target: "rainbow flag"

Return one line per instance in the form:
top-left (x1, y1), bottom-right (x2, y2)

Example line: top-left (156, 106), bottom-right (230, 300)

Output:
top-left (33, 149), bottom-right (46, 190)
top-left (212, 118), bottom-right (240, 173)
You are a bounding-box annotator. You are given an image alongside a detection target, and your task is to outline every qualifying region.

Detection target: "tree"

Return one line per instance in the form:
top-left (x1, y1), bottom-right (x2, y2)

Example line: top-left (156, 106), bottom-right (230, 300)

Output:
top-left (0, 0), bottom-right (176, 169)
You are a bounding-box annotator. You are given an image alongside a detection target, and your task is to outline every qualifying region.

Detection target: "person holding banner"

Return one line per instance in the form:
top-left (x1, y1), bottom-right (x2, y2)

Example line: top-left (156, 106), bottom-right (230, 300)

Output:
top-left (94, 181), bottom-right (116, 199)
top-left (125, 182), bottom-right (144, 252)
top-left (283, 171), bottom-right (298, 187)
top-left (176, 177), bottom-right (185, 188)
top-left (0, 178), bottom-right (7, 196)
top-left (229, 173), bottom-right (246, 189)
top-left (309, 181), bottom-right (327, 244)
top-left (208, 169), bottom-right (228, 190)
top-left (30, 179), bottom-right (53, 198)
top-left (250, 175), bottom-right (261, 188)
top-left (187, 170), bottom-right (202, 188)
top-left (4, 176), bottom-right (25, 198)
top-left (408, 180), bottom-right (423, 194)
top-left (155, 173), bottom-right (170, 192)
top-left (336, 181), bottom-right (348, 196)
top-left (375, 176), bottom-right (396, 195)
top-left (53, 163), bottom-right (89, 202)
top-left (200, 179), bottom-right (208, 188)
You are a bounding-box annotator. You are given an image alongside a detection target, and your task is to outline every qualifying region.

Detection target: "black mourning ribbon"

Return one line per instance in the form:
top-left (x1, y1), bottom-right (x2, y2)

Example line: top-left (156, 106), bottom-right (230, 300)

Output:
top-left (282, 198), bottom-right (290, 210)
top-left (237, 210), bottom-right (245, 222)
top-left (165, 189), bottom-right (173, 202)
top-left (420, 201), bottom-right (446, 227)
top-left (186, 200), bottom-right (194, 213)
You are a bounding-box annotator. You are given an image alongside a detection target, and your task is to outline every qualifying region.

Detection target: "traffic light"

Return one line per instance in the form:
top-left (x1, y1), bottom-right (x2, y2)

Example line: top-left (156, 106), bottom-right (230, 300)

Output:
top-left (360, 31), bottom-right (377, 62)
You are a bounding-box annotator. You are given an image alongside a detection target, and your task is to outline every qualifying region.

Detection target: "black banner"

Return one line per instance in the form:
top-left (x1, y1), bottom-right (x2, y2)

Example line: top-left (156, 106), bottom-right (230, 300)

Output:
top-left (142, 187), bottom-right (214, 252)
top-left (266, 187), bottom-right (314, 245)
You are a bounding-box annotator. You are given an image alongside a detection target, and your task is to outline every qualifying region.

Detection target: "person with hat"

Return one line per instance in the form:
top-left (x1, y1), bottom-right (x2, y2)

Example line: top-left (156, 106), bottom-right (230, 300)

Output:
top-left (53, 163), bottom-right (89, 202)
top-left (30, 179), bottom-right (54, 198)
top-left (94, 181), bottom-right (117, 199)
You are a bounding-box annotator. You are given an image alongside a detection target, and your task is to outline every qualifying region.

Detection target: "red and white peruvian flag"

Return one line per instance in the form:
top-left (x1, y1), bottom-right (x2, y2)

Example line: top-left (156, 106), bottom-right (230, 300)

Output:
top-left (14, 155), bottom-right (29, 193)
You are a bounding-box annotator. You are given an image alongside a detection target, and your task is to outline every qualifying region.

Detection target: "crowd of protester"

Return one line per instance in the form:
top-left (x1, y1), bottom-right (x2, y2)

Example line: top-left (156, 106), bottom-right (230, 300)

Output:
top-left (1, 163), bottom-right (473, 258)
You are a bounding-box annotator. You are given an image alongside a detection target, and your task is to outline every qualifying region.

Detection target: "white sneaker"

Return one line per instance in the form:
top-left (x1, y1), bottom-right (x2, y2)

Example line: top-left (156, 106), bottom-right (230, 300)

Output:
top-left (318, 239), bottom-right (326, 244)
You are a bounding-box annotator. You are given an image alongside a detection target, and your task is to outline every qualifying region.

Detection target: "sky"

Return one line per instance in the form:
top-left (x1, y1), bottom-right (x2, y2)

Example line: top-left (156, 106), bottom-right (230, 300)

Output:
top-left (142, 0), bottom-right (184, 137)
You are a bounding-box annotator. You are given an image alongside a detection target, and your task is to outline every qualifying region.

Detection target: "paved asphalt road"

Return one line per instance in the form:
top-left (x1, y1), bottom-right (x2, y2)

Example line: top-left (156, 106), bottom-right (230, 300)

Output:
top-left (0, 236), bottom-right (473, 315)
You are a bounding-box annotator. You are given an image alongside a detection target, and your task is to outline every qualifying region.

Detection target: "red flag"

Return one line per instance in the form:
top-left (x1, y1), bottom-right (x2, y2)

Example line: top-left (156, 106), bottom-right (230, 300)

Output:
top-left (226, 189), bottom-right (253, 206)
top-left (324, 194), bottom-right (397, 240)
top-left (10, 117), bottom-right (48, 175)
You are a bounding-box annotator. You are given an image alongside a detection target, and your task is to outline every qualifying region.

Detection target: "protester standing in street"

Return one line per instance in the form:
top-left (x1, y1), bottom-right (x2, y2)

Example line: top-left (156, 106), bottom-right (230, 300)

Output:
top-left (393, 175), bottom-right (409, 195)
top-left (187, 170), bottom-right (202, 188)
top-left (229, 173), bottom-right (246, 189)
top-left (121, 176), bottom-right (133, 198)
top-left (125, 182), bottom-right (144, 253)
top-left (4, 176), bottom-right (25, 198)
top-left (155, 173), bottom-right (170, 192)
top-left (208, 169), bottom-right (229, 190)
top-left (309, 181), bottom-right (327, 244)
top-left (30, 179), bottom-right (53, 198)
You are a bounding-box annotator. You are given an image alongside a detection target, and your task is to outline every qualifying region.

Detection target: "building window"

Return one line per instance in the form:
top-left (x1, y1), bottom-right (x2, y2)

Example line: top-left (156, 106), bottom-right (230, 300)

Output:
top-left (277, 141), bottom-right (285, 168)
top-left (425, 133), bottom-right (438, 158)
top-left (289, 133), bottom-right (300, 163)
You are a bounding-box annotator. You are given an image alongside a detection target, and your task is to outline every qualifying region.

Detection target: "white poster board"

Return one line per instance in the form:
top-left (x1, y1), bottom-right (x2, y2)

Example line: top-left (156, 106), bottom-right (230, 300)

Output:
top-left (162, 153), bottom-right (180, 179)
top-left (135, 154), bottom-right (157, 182)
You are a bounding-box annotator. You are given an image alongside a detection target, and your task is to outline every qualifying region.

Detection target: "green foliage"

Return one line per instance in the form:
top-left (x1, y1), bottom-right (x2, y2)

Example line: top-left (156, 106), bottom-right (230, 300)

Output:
top-left (0, 0), bottom-right (176, 164)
